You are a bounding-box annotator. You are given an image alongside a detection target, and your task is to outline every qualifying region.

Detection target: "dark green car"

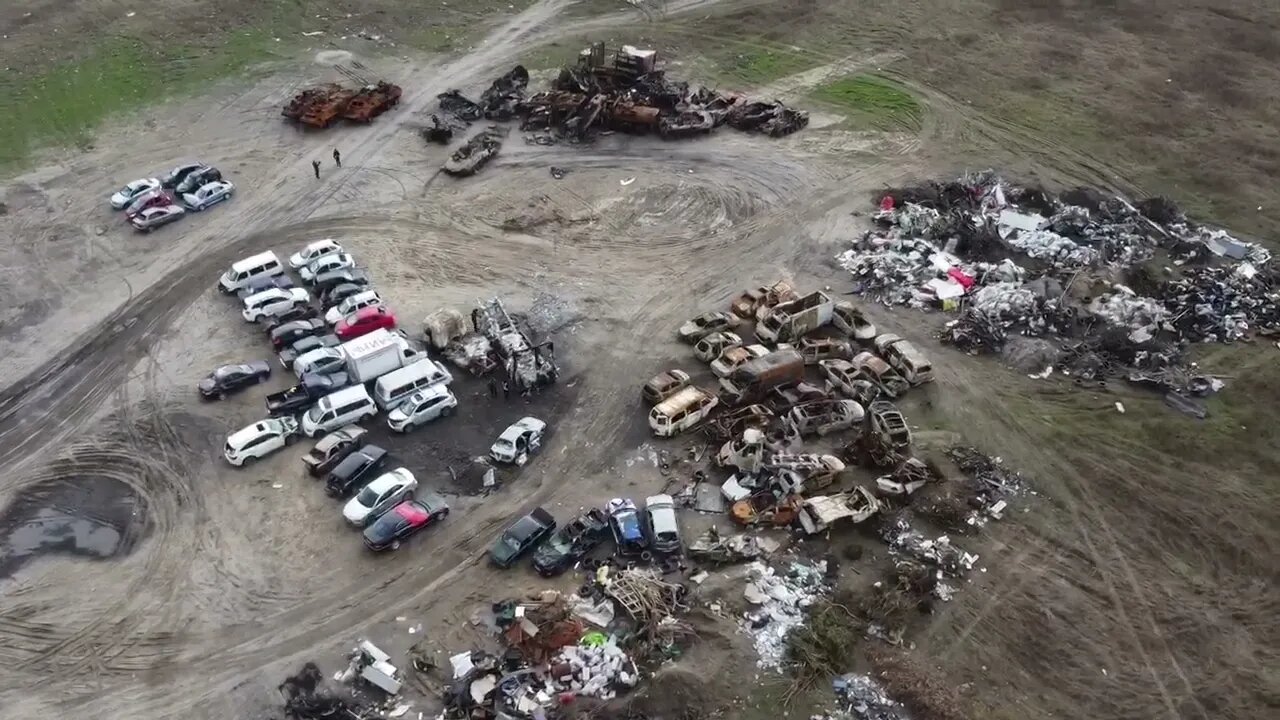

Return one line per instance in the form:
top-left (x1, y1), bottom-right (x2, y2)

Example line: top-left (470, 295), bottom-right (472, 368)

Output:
top-left (489, 507), bottom-right (557, 568)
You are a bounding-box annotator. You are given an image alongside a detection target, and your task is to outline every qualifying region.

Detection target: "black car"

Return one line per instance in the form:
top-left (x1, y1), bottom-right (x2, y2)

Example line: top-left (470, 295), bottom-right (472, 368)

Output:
top-left (363, 493), bottom-right (450, 551)
top-left (278, 334), bottom-right (340, 366)
top-left (266, 372), bottom-right (351, 416)
top-left (265, 303), bottom-right (319, 330)
top-left (160, 162), bottom-right (205, 189)
top-left (312, 267), bottom-right (371, 294)
top-left (237, 274), bottom-right (296, 300)
top-left (320, 282), bottom-right (367, 309)
top-left (198, 361), bottom-right (271, 399)
top-left (175, 166), bottom-right (222, 194)
top-left (489, 507), bottom-right (557, 568)
top-left (270, 318), bottom-right (326, 349)
top-left (532, 508), bottom-right (609, 577)
top-left (325, 445), bottom-right (389, 498)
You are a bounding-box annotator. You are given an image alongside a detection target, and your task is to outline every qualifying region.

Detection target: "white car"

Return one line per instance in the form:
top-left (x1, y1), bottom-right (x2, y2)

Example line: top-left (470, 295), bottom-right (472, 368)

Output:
top-left (110, 178), bottom-right (162, 209)
top-left (242, 287), bottom-right (311, 322)
top-left (387, 385), bottom-right (458, 432)
top-left (130, 204), bottom-right (186, 232)
top-left (182, 180), bottom-right (234, 210)
top-left (489, 417), bottom-right (546, 464)
top-left (644, 494), bottom-right (681, 554)
top-left (289, 239), bottom-right (344, 269)
top-left (325, 290), bottom-right (383, 325)
top-left (343, 468), bottom-right (418, 526)
top-left (224, 417), bottom-right (299, 466)
top-left (300, 253), bottom-right (355, 283)
top-left (293, 346), bottom-right (347, 377)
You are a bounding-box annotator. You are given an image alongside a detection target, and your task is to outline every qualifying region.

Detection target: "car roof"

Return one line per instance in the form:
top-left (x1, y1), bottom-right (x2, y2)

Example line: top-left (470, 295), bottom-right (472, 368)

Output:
top-left (393, 501), bottom-right (431, 524)
top-left (366, 468), bottom-right (412, 493)
top-left (297, 346), bottom-right (342, 363)
top-left (353, 305), bottom-right (386, 319)
top-left (228, 420), bottom-right (273, 447)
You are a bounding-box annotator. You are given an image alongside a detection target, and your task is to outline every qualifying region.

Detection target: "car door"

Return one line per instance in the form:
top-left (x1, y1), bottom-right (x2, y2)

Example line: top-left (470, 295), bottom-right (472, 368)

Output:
top-left (226, 369), bottom-right (248, 390)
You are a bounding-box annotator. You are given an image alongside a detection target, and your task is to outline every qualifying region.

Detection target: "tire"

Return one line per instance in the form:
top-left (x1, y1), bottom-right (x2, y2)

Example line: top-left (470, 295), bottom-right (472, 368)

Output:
top-left (442, 406), bottom-right (455, 417)
top-left (218, 391), bottom-right (226, 401)
top-left (285, 434), bottom-right (297, 446)
top-left (438, 509), bottom-right (450, 520)
top-left (243, 455), bottom-right (257, 465)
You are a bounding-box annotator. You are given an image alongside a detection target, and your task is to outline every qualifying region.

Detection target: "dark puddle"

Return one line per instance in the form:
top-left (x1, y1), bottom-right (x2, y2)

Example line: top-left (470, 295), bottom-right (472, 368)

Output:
top-left (0, 476), bottom-right (150, 580)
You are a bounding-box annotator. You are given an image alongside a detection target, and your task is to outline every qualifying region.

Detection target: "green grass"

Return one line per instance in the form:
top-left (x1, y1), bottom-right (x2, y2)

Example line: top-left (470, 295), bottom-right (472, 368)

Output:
top-left (0, 32), bottom-right (283, 169)
top-left (811, 74), bottom-right (923, 130)
top-left (723, 46), bottom-right (816, 85)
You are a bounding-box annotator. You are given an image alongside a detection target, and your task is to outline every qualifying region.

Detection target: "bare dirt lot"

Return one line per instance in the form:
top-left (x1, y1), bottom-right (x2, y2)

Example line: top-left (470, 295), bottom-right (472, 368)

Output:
top-left (1, 1), bottom-right (1277, 720)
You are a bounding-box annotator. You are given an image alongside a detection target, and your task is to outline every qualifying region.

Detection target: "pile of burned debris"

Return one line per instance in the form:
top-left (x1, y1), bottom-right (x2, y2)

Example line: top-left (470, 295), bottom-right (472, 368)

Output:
top-left (423, 296), bottom-right (559, 394)
top-left (431, 43), bottom-right (807, 171)
top-left (836, 173), bottom-right (1274, 410)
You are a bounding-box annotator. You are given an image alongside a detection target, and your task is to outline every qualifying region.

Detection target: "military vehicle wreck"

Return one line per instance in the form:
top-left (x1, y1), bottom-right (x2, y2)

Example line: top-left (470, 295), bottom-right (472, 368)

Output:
top-left (443, 126), bottom-right (506, 177)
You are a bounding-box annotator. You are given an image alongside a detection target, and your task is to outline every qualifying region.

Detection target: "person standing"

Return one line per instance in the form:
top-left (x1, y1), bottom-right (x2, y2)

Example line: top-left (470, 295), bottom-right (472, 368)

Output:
top-left (311, 160), bottom-right (321, 179)
top-left (333, 148), bottom-right (342, 167)
top-left (502, 381), bottom-right (510, 400)
top-left (488, 377), bottom-right (498, 398)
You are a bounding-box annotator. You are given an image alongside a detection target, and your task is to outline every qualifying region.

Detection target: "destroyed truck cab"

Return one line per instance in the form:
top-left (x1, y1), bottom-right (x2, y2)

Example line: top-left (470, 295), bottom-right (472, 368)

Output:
top-left (755, 290), bottom-right (834, 344)
top-left (729, 280), bottom-right (799, 321)
top-left (871, 333), bottom-right (934, 385)
top-left (719, 349), bottom-right (805, 406)
top-left (649, 386), bottom-right (718, 437)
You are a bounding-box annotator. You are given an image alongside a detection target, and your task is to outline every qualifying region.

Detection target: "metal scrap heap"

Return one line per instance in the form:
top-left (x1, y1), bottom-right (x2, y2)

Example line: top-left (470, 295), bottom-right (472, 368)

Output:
top-left (836, 173), bottom-right (1275, 407)
top-left (435, 44), bottom-right (807, 148)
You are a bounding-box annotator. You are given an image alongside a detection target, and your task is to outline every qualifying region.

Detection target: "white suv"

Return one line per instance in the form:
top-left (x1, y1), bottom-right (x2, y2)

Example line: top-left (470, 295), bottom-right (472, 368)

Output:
top-left (242, 287), bottom-right (311, 322)
top-left (224, 417), bottom-right (299, 466)
top-left (387, 385), bottom-right (458, 432)
top-left (325, 289), bottom-right (383, 325)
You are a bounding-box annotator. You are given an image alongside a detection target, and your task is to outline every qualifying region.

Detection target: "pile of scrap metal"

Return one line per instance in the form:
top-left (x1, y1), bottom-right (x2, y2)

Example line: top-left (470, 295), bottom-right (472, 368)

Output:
top-left (687, 526), bottom-right (780, 564)
top-left (518, 43), bottom-right (807, 142)
top-left (437, 65), bottom-right (531, 123)
top-left (474, 297), bottom-right (559, 390)
top-left (421, 114), bottom-right (462, 144)
top-left (443, 126), bottom-right (506, 177)
top-left (837, 172), bottom-right (1271, 406)
top-left (440, 297), bottom-right (559, 390)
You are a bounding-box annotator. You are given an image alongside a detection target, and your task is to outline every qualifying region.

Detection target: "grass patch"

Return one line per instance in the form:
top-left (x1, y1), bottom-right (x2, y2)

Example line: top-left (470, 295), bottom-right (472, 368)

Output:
top-left (811, 74), bottom-right (923, 130)
top-left (0, 32), bottom-right (284, 169)
top-left (722, 46), bottom-right (816, 85)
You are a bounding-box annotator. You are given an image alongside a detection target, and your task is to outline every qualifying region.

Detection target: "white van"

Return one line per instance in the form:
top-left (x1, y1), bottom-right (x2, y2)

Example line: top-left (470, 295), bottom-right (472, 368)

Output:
top-left (219, 251), bottom-right (285, 293)
top-left (648, 386), bottom-right (718, 437)
top-left (242, 287), bottom-right (310, 322)
top-left (373, 358), bottom-right (453, 410)
top-left (301, 385), bottom-right (376, 437)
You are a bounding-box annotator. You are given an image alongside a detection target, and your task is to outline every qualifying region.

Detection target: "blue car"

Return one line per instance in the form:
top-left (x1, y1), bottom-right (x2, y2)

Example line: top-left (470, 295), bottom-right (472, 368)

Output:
top-left (606, 498), bottom-right (648, 556)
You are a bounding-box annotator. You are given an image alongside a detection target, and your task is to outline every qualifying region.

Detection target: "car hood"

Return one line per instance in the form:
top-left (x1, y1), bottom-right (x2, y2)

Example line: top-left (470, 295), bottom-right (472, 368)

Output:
top-left (324, 306), bottom-right (344, 324)
top-left (288, 252), bottom-right (307, 267)
top-left (342, 498), bottom-right (372, 523)
top-left (197, 378), bottom-right (217, 391)
top-left (489, 538), bottom-right (519, 563)
top-left (363, 521), bottom-right (399, 544)
top-left (387, 408), bottom-right (409, 423)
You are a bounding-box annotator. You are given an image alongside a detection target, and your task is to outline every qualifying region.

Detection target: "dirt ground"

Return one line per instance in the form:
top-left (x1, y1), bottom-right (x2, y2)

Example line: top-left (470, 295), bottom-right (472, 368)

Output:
top-left (1, 1), bottom-right (1277, 720)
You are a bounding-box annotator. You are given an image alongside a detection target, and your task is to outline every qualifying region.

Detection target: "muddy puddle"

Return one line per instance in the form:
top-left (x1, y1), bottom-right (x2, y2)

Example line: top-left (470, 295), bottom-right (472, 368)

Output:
top-left (0, 476), bottom-right (150, 580)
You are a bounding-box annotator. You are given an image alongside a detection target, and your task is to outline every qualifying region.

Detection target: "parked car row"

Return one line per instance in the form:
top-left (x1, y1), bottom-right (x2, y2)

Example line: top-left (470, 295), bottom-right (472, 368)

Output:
top-left (489, 494), bottom-right (683, 574)
top-left (109, 162), bottom-right (233, 232)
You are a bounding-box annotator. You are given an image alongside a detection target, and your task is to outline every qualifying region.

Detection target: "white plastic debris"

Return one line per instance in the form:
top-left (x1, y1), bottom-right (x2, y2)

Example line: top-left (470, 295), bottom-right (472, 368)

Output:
top-left (740, 561), bottom-right (828, 670)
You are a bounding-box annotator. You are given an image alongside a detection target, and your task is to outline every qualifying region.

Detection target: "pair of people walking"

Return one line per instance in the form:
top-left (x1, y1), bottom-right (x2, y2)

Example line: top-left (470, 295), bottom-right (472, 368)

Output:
top-left (312, 148), bottom-right (341, 178)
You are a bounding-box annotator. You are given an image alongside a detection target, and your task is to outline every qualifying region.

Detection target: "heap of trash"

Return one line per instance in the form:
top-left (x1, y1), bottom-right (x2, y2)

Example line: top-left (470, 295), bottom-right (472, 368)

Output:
top-left (741, 560), bottom-right (829, 670)
top-left (836, 173), bottom-right (1277, 408)
top-left (432, 43), bottom-right (807, 156)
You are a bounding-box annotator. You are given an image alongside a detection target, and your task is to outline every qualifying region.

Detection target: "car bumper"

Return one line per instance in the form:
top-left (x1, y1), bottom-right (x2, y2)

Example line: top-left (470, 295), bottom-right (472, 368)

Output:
top-left (224, 451), bottom-right (241, 465)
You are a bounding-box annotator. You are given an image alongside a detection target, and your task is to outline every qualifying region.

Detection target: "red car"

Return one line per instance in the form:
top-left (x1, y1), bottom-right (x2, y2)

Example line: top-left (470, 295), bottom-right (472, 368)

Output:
top-left (335, 305), bottom-right (396, 340)
top-left (124, 188), bottom-right (174, 218)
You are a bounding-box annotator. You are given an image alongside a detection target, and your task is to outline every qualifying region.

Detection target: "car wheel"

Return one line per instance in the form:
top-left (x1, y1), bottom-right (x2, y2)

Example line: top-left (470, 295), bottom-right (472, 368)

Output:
top-left (218, 391), bottom-right (226, 401)
top-left (258, 374), bottom-right (268, 384)
top-left (438, 509), bottom-right (450, 519)
top-left (442, 406), bottom-right (455, 417)
top-left (243, 454), bottom-right (257, 465)
top-left (285, 434), bottom-right (297, 446)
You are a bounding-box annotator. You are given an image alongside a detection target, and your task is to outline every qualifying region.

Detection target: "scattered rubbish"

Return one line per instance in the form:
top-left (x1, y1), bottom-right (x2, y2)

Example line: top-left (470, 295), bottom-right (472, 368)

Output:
top-left (620, 177), bottom-right (636, 186)
top-left (741, 560), bottom-right (828, 670)
top-left (832, 673), bottom-right (909, 720)
top-left (549, 166), bottom-right (567, 179)
top-left (1115, 401), bottom-right (1126, 414)
top-left (687, 527), bottom-right (779, 564)
top-left (838, 173), bottom-right (1275, 409)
